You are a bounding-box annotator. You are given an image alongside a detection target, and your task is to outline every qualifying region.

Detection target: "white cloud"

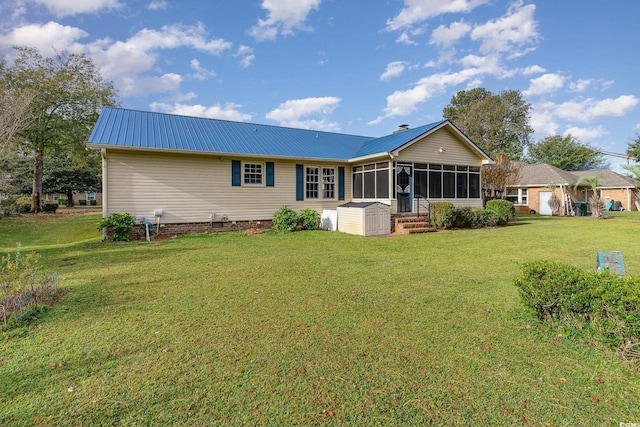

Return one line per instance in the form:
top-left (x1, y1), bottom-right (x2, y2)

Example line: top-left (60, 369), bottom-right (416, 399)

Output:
top-left (563, 126), bottom-right (607, 141)
top-left (380, 61), bottom-right (409, 81)
top-left (147, 0), bottom-right (168, 10)
top-left (470, 2), bottom-right (538, 55)
top-left (369, 68), bottom-right (483, 124)
top-left (250, 0), bottom-right (321, 41)
top-left (150, 102), bottom-right (252, 122)
top-left (189, 59), bottom-right (216, 80)
top-left (0, 21), bottom-right (88, 55)
top-left (236, 45), bottom-right (255, 68)
top-left (386, 0), bottom-right (489, 31)
top-left (396, 31), bottom-right (418, 46)
top-left (523, 73), bottom-right (565, 97)
top-left (121, 73), bottom-right (182, 97)
top-left (85, 23), bottom-right (232, 96)
top-left (531, 96), bottom-right (639, 140)
top-left (266, 96), bottom-right (341, 131)
top-left (522, 65), bottom-right (545, 75)
top-left (430, 21), bottom-right (471, 48)
top-left (32, 0), bottom-right (121, 16)
top-left (569, 79), bottom-right (592, 92)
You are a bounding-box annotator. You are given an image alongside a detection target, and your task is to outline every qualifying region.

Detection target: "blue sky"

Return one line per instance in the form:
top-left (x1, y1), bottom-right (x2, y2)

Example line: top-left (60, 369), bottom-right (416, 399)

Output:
top-left (1, 0), bottom-right (639, 156)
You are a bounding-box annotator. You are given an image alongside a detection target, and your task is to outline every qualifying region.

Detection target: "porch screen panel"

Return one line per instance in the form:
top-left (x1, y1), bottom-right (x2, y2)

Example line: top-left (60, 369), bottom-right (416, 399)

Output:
top-left (353, 172), bottom-right (363, 198)
top-left (415, 170), bottom-right (428, 198)
top-left (429, 170), bottom-right (442, 198)
top-left (376, 169), bottom-right (389, 198)
top-left (443, 166), bottom-right (455, 198)
top-left (469, 172), bottom-right (480, 198)
top-left (363, 170), bottom-right (376, 198)
top-left (456, 172), bottom-right (468, 198)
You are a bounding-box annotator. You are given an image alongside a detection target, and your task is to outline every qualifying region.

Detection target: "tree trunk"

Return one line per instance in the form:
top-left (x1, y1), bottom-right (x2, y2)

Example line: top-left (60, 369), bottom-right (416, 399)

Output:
top-left (31, 147), bottom-right (44, 213)
top-left (66, 188), bottom-right (74, 207)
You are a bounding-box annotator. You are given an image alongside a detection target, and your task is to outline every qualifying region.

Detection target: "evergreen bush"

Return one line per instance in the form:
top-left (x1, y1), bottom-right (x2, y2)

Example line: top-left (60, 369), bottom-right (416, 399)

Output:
top-left (98, 212), bottom-right (137, 241)
top-left (42, 203), bottom-right (58, 213)
top-left (430, 202), bottom-right (454, 229)
top-left (272, 206), bottom-right (299, 232)
top-left (485, 199), bottom-right (516, 223)
top-left (298, 208), bottom-right (320, 230)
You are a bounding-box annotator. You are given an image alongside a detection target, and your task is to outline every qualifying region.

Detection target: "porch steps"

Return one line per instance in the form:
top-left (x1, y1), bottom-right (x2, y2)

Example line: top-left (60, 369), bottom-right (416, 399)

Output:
top-left (393, 214), bottom-right (437, 234)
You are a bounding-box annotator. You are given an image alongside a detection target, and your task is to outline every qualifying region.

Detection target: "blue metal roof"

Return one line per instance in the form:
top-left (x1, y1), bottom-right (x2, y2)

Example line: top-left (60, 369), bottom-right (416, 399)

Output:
top-left (89, 107), bottom-right (375, 160)
top-left (88, 107), bottom-right (487, 162)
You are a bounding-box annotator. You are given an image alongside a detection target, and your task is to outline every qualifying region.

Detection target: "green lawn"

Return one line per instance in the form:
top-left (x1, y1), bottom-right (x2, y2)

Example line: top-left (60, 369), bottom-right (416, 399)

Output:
top-left (1, 212), bottom-right (640, 425)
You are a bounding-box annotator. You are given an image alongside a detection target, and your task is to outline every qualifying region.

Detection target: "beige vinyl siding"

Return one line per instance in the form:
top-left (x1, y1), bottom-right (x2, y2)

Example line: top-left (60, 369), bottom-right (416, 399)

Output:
top-left (395, 127), bottom-right (484, 165)
top-left (104, 150), bottom-right (351, 223)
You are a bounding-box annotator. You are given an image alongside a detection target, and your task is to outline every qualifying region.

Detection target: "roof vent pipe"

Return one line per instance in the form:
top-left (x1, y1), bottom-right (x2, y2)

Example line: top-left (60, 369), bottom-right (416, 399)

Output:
top-left (393, 124), bottom-right (410, 134)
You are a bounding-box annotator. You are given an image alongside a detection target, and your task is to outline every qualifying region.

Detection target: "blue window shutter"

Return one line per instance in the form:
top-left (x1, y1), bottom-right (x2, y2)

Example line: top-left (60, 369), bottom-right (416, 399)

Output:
top-left (296, 164), bottom-right (304, 201)
top-left (266, 162), bottom-right (274, 187)
top-left (338, 167), bottom-right (345, 200)
top-left (232, 160), bottom-right (241, 186)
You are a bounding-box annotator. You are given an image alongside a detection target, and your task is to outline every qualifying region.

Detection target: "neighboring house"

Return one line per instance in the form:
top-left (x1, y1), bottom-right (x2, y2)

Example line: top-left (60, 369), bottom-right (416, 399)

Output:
top-left (43, 192), bottom-right (102, 205)
top-left (507, 162), bottom-right (638, 215)
top-left (87, 107), bottom-right (493, 235)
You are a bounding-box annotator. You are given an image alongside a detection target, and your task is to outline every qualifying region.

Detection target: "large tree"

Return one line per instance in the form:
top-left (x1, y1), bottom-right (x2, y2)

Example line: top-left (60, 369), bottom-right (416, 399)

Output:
top-left (42, 150), bottom-right (101, 206)
top-left (626, 133), bottom-right (640, 162)
top-left (443, 88), bottom-right (533, 159)
top-left (1, 46), bottom-right (117, 212)
top-left (527, 134), bottom-right (607, 170)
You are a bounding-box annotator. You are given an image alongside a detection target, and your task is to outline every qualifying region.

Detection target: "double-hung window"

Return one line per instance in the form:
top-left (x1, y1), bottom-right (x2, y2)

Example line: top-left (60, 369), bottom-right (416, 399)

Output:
top-left (506, 188), bottom-right (528, 205)
top-left (306, 167), bottom-right (319, 199)
top-left (323, 168), bottom-right (335, 199)
top-left (244, 163), bottom-right (263, 185)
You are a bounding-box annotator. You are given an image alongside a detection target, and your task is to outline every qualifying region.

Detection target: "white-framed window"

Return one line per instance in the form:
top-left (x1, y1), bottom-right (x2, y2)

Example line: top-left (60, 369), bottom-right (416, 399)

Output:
top-left (243, 162), bottom-right (263, 185)
top-left (322, 167), bottom-right (335, 199)
top-left (352, 162), bottom-right (390, 199)
top-left (306, 167), bottom-right (319, 199)
top-left (86, 192), bottom-right (96, 201)
top-left (506, 188), bottom-right (528, 205)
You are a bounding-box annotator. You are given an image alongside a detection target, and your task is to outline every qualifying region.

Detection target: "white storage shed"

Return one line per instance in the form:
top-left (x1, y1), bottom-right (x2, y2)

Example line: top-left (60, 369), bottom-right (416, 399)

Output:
top-left (337, 202), bottom-right (391, 237)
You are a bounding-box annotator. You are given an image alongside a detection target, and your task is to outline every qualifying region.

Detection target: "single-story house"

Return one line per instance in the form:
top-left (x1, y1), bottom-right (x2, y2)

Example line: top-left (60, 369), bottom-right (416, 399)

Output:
top-left (507, 162), bottom-right (638, 215)
top-left (87, 107), bottom-right (493, 236)
top-left (43, 192), bottom-right (102, 206)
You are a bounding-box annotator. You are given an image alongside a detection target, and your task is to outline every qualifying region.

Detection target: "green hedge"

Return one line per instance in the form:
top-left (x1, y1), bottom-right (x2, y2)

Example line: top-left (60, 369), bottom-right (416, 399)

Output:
top-left (514, 260), bottom-right (640, 351)
top-left (429, 202), bottom-right (454, 229)
top-left (485, 199), bottom-right (516, 223)
top-left (42, 203), bottom-right (58, 213)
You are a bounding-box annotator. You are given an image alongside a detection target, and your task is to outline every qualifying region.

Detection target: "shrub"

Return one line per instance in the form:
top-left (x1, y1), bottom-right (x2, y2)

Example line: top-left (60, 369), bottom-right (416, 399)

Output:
top-left (272, 206), bottom-right (299, 232)
top-left (430, 202), bottom-right (454, 229)
top-left (514, 260), bottom-right (640, 354)
top-left (98, 212), bottom-right (137, 242)
top-left (57, 196), bottom-right (68, 206)
top-left (15, 195), bottom-right (32, 213)
top-left (475, 209), bottom-right (504, 228)
top-left (90, 199), bottom-right (97, 206)
top-left (298, 208), bottom-right (320, 230)
top-left (443, 206), bottom-right (475, 229)
top-left (79, 199), bottom-right (87, 206)
top-left (1, 197), bottom-right (16, 215)
top-left (486, 199), bottom-right (516, 223)
top-left (42, 203), bottom-right (58, 213)
top-left (1, 246), bottom-right (64, 329)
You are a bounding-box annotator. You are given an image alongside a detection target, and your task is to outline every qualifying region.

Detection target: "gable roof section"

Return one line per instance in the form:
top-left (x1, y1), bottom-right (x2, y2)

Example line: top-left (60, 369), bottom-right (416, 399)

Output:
top-left (515, 163), bottom-right (580, 186)
top-left (351, 120), bottom-right (492, 163)
top-left (89, 107), bottom-right (374, 161)
top-left (88, 107), bottom-right (493, 163)
top-left (513, 163), bottom-right (637, 188)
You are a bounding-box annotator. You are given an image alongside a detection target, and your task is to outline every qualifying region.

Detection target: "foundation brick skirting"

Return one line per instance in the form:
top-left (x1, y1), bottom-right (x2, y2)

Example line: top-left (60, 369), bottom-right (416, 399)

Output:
top-left (131, 220), bottom-right (273, 240)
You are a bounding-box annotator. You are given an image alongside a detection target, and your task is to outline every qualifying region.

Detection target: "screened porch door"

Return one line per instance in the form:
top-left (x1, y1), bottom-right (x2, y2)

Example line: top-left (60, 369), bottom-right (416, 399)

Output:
top-left (396, 164), bottom-right (412, 213)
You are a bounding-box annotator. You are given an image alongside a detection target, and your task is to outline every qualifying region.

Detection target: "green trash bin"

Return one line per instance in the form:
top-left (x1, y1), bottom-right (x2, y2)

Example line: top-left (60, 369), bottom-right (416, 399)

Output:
top-left (574, 201), bottom-right (587, 216)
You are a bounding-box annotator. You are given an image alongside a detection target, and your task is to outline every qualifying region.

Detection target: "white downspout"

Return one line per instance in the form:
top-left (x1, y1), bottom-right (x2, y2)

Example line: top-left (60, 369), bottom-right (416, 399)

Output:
top-left (101, 148), bottom-right (108, 218)
top-left (560, 185), bottom-right (566, 215)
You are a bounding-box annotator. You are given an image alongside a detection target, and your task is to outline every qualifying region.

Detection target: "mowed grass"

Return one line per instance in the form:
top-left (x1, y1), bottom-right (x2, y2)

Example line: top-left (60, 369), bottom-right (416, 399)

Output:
top-left (1, 212), bottom-right (640, 425)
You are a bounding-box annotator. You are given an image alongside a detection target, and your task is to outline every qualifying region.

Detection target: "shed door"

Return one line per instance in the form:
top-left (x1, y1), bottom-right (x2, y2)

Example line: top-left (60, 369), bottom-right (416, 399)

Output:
top-left (539, 191), bottom-right (552, 215)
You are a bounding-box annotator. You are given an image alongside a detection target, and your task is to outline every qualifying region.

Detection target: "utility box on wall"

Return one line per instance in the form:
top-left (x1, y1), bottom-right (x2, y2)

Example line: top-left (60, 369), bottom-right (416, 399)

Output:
top-left (337, 202), bottom-right (391, 237)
